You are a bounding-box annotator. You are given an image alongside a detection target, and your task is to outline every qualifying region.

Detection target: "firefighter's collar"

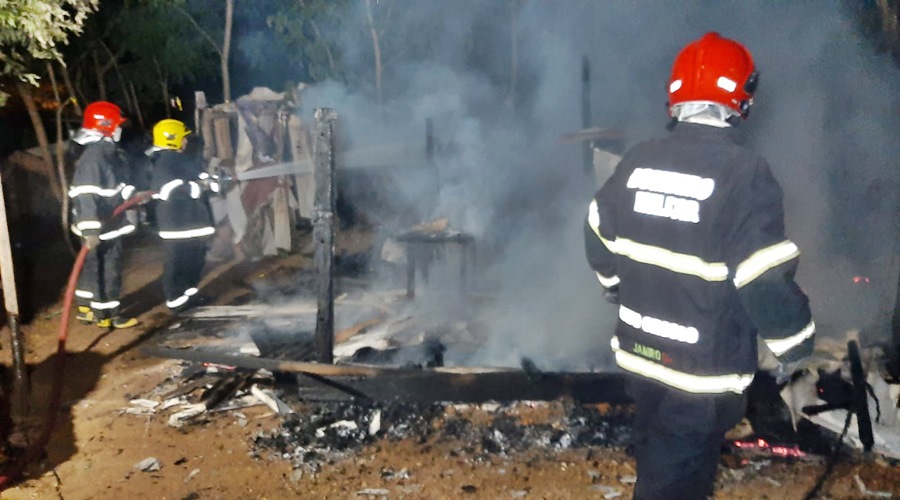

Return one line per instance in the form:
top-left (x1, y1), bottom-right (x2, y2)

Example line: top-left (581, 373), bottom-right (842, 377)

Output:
top-left (72, 128), bottom-right (106, 145)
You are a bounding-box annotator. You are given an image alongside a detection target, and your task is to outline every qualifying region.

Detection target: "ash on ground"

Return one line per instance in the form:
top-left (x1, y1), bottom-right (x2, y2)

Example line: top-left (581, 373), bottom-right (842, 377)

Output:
top-left (251, 399), bottom-right (633, 473)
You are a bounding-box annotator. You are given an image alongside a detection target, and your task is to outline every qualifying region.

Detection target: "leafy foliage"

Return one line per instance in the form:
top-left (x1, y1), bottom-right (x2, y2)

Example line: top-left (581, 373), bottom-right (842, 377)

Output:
top-left (266, 0), bottom-right (349, 83)
top-left (0, 0), bottom-right (98, 105)
top-left (116, 3), bottom-right (219, 87)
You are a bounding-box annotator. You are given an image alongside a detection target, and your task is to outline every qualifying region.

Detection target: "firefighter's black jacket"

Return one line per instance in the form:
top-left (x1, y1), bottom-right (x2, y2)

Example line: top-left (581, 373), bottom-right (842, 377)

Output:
top-left (584, 122), bottom-right (814, 394)
top-left (69, 139), bottom-right (136, 240)
top-left (149, 149), bottom-right (214, 240)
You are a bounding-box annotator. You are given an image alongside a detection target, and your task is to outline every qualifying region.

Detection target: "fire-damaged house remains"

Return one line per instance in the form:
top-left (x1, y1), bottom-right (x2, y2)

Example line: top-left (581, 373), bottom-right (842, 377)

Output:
top-left (129, 94), bottom-right (900, 495)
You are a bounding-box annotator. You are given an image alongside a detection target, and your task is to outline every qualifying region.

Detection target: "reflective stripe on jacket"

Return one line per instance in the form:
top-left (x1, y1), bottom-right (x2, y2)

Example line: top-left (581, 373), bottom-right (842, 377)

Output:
top-left (69, 139), bottom-right (135, 240)
top-left (149, 150), bottom-right (214, 240)
top-left (584, 122), bottom-right (814, 394)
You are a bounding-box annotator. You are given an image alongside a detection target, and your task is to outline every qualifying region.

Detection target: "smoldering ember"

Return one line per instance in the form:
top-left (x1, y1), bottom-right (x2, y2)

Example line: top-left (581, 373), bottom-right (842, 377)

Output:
top-left (0, 1), bottom-right (898, 499)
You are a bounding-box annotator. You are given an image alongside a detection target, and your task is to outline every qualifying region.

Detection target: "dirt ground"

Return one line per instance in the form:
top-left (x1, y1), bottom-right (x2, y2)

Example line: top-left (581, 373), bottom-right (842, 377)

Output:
top-left (0, 228), bottom-right (898, 500)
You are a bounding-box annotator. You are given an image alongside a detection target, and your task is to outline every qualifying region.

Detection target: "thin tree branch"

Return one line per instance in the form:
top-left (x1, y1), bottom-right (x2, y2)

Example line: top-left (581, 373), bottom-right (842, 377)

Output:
top-left (99, 40), bottom-right (135, 116)
top-left (173, 5), bottom-right (223, 57)
top-left (221, 0), bottom-right (233, 102)
top-left (59, 62), bottom-right (82, 115)
top-left (365, 0), bottom-right (382, 107)
top-left (298, 0), bottom-right (336, 75)
top-left (47, 62), bottom-right (77, 255)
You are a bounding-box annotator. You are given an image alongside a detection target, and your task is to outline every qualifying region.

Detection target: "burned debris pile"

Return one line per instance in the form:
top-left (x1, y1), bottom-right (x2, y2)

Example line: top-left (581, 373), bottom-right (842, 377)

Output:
top-left (126, 358), bottom-right (634, 475)
top-left (250, 399), bottom-right (633, 473)
top-left (136, 219), bottom-right (900, 494)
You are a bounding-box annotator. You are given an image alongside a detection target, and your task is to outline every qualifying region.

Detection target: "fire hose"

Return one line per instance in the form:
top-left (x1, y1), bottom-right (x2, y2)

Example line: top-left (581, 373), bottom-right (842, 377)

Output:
top-left (0, 192), bottom-right (154, 489)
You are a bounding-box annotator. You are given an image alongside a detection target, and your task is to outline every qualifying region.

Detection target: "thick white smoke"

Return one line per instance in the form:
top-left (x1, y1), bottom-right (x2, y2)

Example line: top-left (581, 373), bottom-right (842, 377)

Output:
top-left (295, 1), bottom-right (899, 369)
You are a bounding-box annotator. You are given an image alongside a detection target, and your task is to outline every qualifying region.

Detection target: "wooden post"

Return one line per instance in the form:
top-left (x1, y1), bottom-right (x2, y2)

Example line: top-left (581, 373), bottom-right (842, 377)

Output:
top-left (313, 108), bottom-right (337, 364)
top-left (581, 56), bottom-right (593, 174)
top-left (0, 172), bottom-right (28, 412)
top-left (213, 111), bottom-right (234, 162)
top-left (891, 270), bottom-right (899, 378)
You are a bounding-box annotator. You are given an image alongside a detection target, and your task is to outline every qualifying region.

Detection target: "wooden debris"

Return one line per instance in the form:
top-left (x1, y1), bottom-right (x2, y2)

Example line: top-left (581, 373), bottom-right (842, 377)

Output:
top-left (411, 218), bottom-right (449, 234)
top-left (335, 316), bottom-right (386, 344)
top-left (187, 302), bottom-right (319, 318)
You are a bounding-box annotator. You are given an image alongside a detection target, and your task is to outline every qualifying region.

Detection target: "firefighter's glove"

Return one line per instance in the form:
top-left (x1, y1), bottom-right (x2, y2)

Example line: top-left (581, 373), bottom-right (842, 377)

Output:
top-left (83, 235), bottom-right (101, 250)
top-left (772, 358), bottom-right (808, 386)
top-left (602, 286), bottom-right (619, 305)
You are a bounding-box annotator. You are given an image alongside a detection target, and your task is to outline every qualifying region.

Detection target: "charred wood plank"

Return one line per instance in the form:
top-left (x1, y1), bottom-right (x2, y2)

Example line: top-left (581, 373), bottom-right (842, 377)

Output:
top-left (335, 316), bottom-right (385, 344)
top-left (141, 346), bottom-right (629, 404)
top-left (313, 108), bottom-right (337, 364)
top-left (143, 345), bottom-right (385, 377)
top-left (293, 371), bottom-right (631, 405)
top-left (161, 374), bottom-right (221, 400)
top-left (186, 302), bottom-right (319, 319)
top-left (200, 372), bottom-right (254, 410)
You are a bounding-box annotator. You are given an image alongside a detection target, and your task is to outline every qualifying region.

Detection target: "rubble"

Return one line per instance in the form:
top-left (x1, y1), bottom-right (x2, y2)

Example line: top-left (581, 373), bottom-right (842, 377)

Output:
top-left (126, 245), bottom-right (899, 498)
top-left (854, 474), bottom-right (893, 498)
top-left (251, 399), bottom-right (632, 473)
top-left (779, 340), bottom-right (900, 460)
top-left (134, 457), bottom-right (161, 472)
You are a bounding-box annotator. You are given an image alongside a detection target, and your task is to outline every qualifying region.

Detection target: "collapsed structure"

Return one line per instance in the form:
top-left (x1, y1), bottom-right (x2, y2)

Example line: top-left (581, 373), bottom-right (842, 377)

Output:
top-left (194, 86), bottom-right (313, 261)
top-left (142, 109), bottom-right (900, 467)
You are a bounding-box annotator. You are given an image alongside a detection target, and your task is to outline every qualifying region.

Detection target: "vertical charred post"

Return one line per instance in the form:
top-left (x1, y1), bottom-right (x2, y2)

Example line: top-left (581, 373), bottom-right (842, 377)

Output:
top-left (0, 172), bottom-right (28, 412)
top-left (891, 271), bottom-right (900, 378)
top-left (313, 108), bottom-right (337, 364)
top-left (847, 340), bottom-right (874, 452)
top-left (581, 56), bottom-right (592, 174)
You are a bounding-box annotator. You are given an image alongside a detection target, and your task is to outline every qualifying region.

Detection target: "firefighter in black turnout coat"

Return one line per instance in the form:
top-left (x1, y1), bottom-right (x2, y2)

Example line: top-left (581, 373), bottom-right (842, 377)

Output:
top-left (147, 119), bottom-right (215, 313)
top-left (584, 33), bottom-right (815, 500)
top-left (70, 101), bottom-right (139, 329)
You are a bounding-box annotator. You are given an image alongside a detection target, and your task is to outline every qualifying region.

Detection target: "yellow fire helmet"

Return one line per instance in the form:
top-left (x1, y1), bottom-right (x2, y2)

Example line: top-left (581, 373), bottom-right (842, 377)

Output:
top-left (152, 118), bottom-right (191, 150)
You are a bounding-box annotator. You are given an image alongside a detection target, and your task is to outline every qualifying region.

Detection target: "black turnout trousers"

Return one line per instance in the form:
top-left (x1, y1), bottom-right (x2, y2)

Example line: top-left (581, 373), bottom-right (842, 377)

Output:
top-left (162, 238), bottom-right (207, 305)
top-left (627, 376), bottom-right (746, 500)
top-left (76, 239), bottom-right (124, 318)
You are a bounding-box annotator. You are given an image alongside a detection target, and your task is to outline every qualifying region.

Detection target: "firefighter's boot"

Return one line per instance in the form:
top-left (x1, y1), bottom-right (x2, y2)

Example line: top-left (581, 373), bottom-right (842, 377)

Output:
top-left (76, 306), bottom-right (95, 324)
top-left (96, 316), bottom-right (139, 329)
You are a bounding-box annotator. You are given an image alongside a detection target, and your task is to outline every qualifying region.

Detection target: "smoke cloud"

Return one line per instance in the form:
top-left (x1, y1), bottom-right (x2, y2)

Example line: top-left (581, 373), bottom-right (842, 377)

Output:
top-left (288, 1), bottom-right (899, 369)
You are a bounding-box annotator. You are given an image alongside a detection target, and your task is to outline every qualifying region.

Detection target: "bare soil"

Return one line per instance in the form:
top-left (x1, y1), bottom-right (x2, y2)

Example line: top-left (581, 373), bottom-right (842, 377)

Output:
top-left (1, 228), bottom-right (898, 500)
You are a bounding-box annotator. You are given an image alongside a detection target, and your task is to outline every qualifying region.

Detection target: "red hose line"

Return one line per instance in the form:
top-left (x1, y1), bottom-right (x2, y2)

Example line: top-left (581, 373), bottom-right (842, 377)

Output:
top-left (0, 193), bottom-right (154, 489)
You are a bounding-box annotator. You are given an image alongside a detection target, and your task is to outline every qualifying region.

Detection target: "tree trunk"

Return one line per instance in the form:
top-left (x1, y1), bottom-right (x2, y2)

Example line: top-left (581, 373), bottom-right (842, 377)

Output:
top-left (875, 0), bottom-right (900, 57)
top-left (46, 63), bottom-right (76, 248)
top-left (365, 0), bottom-right (383, 108)
top-left (128, 81), bottom-right (146, 130)
top-left (60, 63), bottom-right (83, 116)
top-left (15, 82), bottom-right (63, 202)
top-left (161, 78), bottom-right (171, 118)
top-left (73, 67), bottom-right (88, 108)
top-left (310, 19), bottom-right (336, 75)
top-left (153, 57), bottom-right (172, 119)
top-left (92, 49), bottom-right (107, 101)
top-left (101, 41), bottom-right (136, 120)
top-left (875, 0), bottom-right (899, 40)
top-left (222, 0), bottom-right (234, 102)
top-left (298, 0), bottom-right (337, 76)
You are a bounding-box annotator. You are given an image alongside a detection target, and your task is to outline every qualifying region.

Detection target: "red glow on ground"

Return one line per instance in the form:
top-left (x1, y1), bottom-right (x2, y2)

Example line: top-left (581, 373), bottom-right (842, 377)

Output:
top-left (852, 276), bottom-right (871, 284)
top-left (733, 438), bottom-right (807, 458)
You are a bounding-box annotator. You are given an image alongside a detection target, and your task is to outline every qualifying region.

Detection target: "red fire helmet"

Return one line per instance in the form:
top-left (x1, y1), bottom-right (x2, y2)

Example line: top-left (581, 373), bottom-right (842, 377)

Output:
top-left (82, 101), bottom-right (127, 137)
top-left (668, 32), bottom-right (758, 118)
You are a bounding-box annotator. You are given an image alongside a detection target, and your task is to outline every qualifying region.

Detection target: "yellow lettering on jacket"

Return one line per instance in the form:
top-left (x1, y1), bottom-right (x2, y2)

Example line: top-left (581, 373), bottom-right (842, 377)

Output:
top-left (632, 342), bottom-right (662, 361)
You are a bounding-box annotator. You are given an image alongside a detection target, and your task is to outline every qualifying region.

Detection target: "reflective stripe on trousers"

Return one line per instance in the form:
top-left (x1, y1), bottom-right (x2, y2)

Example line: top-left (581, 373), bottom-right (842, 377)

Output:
top-left (610, 336), bottom-right (753, 394)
